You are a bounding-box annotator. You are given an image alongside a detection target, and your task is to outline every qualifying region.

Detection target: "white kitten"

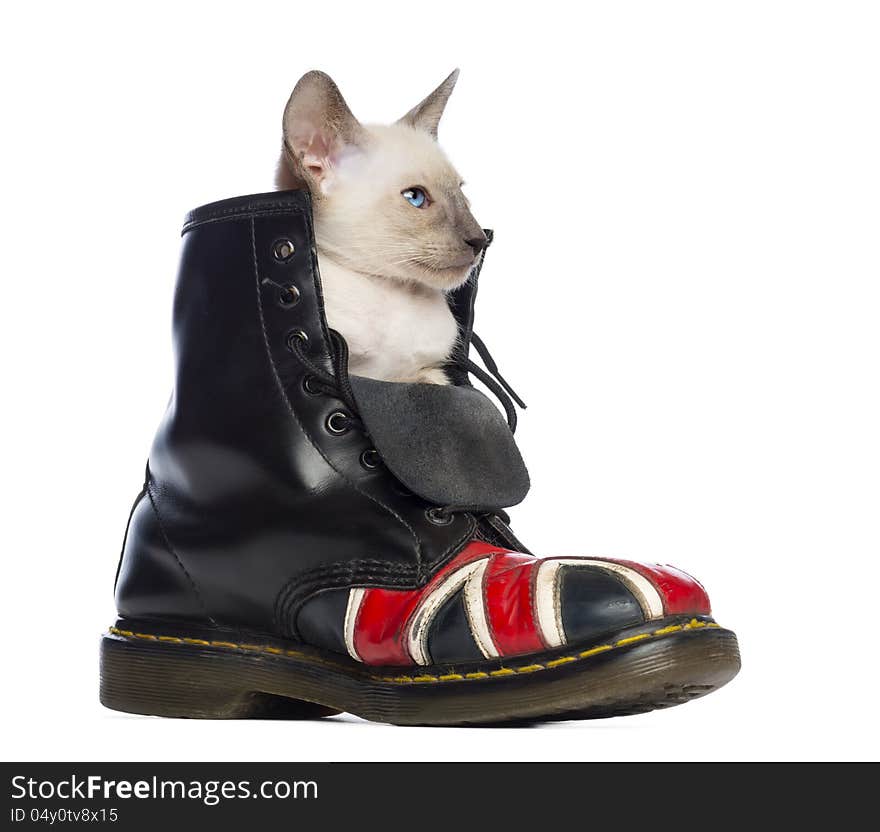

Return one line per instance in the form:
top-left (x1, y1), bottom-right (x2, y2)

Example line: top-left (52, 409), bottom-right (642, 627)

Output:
top-left (276, 70), bottom-right (486, 384)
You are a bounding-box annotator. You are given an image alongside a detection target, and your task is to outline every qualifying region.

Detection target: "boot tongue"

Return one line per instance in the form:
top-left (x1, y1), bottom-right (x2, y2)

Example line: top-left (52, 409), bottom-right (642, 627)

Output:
top-left (348, 376), bottom-right (530, 512)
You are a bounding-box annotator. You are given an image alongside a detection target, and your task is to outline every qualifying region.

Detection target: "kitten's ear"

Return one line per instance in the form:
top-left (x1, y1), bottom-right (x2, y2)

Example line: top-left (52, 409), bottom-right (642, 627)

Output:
top-left (398, 69), bottom-right (459, 138)
top-left (282, 71), bottom-right (364, 195)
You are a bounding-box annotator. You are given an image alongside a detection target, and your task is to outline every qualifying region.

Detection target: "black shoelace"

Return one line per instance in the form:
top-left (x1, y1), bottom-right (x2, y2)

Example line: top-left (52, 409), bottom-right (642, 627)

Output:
top-left (289, 329), bottom-right (524, 523)
top-left (464, 332), bottom-right (526, 433)
top-left (293, 329), bottom-right (365, 434)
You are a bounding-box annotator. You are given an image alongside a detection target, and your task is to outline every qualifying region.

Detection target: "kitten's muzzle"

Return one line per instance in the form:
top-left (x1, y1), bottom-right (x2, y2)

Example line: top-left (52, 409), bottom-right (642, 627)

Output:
top-left (465, 233), bottom-right (489, 255)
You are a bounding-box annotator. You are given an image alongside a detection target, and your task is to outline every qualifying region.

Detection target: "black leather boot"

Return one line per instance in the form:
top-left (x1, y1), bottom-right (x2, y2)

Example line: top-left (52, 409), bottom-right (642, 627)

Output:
top-left (100, 190), bottom-right (740, 725)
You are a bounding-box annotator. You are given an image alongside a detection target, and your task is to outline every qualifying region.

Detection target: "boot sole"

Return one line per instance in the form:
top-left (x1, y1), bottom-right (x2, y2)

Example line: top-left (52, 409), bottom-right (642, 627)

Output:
top-left (99, 615), bottom-right (740, 726)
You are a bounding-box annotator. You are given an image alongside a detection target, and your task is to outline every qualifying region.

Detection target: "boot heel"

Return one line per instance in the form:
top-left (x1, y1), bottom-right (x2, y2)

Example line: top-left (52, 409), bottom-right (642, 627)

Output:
top-left (99, 630), bottom-right (340, 719)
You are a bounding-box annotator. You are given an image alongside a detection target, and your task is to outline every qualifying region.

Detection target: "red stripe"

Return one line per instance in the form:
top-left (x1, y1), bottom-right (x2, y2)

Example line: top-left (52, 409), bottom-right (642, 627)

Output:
top-left (352, 540), bottom-right (510, 666)
top-left (351, 588), bottom-right (415, 665)
top-left (483, 553), bottom-right (546, 655)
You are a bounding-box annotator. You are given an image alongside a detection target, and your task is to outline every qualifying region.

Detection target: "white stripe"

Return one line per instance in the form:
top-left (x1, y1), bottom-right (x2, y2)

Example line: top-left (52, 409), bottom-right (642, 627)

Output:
top-left (462, 558), bottom-right (500, 659)
top-left (406, 559), bottom-right (489, 666)
top-left (534, 559), bottom-right (666, 648)
top-left (343, 587), bottom-right (366, 662)
top-left (534, 561), bottom-right (566, 647)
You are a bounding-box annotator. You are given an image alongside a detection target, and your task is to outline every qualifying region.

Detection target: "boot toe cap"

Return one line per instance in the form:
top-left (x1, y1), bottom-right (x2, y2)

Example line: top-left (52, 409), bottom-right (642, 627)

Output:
top-left (301, 542), bottom-right (717, 667)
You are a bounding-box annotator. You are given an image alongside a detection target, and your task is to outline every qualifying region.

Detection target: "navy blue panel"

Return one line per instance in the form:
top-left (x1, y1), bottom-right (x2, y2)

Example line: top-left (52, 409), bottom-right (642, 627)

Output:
top-left (296, 589), bottom-right (349, 655)
top-left (559, 567), bottom-right (644, 644)
top-left (426, 589), bottom-right (484, 664)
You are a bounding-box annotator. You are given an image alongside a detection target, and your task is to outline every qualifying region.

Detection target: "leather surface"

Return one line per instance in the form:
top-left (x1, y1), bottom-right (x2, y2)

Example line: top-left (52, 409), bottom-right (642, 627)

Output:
top-left (115, 489), bottom-right (208, 622)
top-left (115, 190), bottom-right (482, 639)
top-left (610, 560), bottom-right (712, 616)
top-left (445, 230), bottom-right (491, 385)
top-left (349, 376), bottom-right (529, 510)
top-left (558, 567), bottom-right (644, 644)
top-left (351, 540), bottom-right (502, 664)
top-left (483, 552), bottom-right (546, 655)
top-left (426, 590), bottom-right (484, 664)
top-left (295, 589), bottom-right (350, 656)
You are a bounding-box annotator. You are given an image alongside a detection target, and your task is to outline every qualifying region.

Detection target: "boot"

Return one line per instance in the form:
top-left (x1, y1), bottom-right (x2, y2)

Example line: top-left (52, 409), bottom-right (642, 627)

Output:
top-left (100, 190), bottom-right (740, 726)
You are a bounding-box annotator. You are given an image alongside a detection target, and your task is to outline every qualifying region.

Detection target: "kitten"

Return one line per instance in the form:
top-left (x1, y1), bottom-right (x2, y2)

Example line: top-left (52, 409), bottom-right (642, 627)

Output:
top-left (276, 70), bottom-right (486, 384)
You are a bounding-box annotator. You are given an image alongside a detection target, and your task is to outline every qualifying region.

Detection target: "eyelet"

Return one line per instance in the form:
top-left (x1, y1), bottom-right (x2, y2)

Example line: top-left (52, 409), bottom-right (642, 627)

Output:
top-left (286, 329), bottom-right (308, 352)
top-left (426, 508), bottom-right (453, 526)
top-left (326, 411), bottom-right (350, 435)
top-left (272, 239), bottom-right (296, 262)
top-left (360, 448), bottom-right (381, 470)
top-left (277, 285), bottom-right (300, 307)
top-left (302, 375), bottom-right (321, 395)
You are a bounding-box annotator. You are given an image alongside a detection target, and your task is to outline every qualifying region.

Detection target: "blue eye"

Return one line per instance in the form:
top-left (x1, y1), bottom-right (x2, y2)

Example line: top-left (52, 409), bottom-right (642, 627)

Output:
top-left (402, 187), bottom-right (428, 208)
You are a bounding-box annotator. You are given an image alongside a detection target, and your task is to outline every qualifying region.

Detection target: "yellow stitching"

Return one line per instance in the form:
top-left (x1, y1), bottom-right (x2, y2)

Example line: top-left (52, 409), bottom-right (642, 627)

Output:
top-left (652, 624), bottom-right (683, 636)
top-left (579, 645), bottom-right (613, 659)
top-left (107, 617), bottom-right (724, 686)
top-left (109, 626), bottom-right (351, 674)
top-left (615, 633), bottom-right (652, 647)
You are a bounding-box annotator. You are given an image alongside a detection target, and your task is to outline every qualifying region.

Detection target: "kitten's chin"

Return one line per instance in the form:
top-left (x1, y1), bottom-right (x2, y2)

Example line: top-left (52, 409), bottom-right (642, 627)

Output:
top-left (407, 262), bottom-right (475, 291)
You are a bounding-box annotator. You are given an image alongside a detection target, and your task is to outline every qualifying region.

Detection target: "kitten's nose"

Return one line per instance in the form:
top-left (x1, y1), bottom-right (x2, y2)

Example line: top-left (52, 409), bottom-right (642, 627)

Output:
top-left (465, 234), bottom-right (488, 255)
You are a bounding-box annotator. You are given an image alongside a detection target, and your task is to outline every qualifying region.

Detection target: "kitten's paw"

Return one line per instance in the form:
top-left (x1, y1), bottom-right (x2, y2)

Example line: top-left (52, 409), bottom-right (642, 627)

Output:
top-left (414, 368), bottom-right (450, 385)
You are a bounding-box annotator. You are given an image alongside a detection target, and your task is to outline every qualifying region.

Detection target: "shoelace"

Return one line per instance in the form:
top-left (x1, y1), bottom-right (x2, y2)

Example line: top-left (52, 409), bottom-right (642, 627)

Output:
top-left (465, 332), bottom-right (526, 433)
top-left (289, 329), bottom-right (524, 523)
top-left (293, 330), bottom-right (365, 434)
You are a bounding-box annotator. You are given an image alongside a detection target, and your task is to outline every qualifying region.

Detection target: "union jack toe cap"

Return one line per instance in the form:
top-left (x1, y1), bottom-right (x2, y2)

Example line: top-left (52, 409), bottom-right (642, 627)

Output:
top-left (296, 540), bottom-right (713, 667)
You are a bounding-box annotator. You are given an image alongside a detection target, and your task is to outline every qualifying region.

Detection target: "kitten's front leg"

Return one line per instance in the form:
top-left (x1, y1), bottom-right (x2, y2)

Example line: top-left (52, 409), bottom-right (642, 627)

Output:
top-left (413, 367), bottom-right (450, 385)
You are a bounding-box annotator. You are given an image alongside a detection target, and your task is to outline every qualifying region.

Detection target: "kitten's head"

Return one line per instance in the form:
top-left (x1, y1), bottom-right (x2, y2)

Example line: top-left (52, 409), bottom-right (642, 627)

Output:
top-left (278, 70), bottom-right (486, 290)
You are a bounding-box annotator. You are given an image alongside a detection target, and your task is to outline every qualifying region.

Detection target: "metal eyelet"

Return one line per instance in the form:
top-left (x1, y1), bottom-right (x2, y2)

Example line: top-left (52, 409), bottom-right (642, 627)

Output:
top-left (326, 411), bottom-right (350, 435)
top-left (286, 329), bottom-right (308, 352)
top-left (360, 448), bottom-right (381, 470)
top-left (272, 239), bottom-right (296, 262)
top-left (277, 285), bottom-right (300, 307)
top-left (302, 375), bottom-right (321, 395)
top-left (426, 508), bottom-right (453, 526)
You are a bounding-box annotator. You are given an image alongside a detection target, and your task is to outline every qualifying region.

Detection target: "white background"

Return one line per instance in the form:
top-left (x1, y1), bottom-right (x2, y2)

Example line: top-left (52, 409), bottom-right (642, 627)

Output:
top-left (1, 1), bottom-right (878, 762)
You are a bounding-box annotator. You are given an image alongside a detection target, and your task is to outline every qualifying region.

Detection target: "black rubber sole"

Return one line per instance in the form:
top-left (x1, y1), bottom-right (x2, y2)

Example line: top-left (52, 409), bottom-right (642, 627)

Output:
top-left (99, 615), bottom-right (740, 726)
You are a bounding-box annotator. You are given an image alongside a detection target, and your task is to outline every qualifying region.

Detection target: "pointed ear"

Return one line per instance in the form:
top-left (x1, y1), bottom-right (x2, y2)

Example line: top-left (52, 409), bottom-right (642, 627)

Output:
top-left (282, 71), bottom-right (364, 195)
top-left (398, 69), bottom-right (460, 138)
